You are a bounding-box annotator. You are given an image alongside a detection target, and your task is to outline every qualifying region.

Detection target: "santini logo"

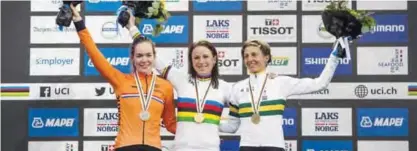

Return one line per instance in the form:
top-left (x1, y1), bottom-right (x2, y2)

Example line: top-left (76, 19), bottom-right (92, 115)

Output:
top-left (32, 117), bottom-right (75, 128)
top-left (360, 116), bottom-right (404, 128)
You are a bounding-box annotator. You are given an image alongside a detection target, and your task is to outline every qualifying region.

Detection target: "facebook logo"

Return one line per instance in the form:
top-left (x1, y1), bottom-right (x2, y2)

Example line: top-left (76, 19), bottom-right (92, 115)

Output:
top-left (40, 86), bottom-right (51, 97)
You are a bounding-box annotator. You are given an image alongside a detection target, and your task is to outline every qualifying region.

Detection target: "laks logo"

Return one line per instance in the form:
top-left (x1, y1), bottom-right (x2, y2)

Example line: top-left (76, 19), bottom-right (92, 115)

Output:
top-left (358, 14), bottom-right (408, 43)
top-left (96, 112), bottom-right (119, 132)
top-left (194, 15), bottom-right (242, 43)
top-left (101, 21), bottom-right (120, 39)
top-left (28, 108), bottom-right (79, 137)
top-left (206, 19), bottom-right (230, 39)
top-left (247, 15), bottom-right (296, 42)
top-left (139, 15), bottom-right (188, 44)
top-left (314, 112), bottom-right (339, 132)
top-left (302, 47), bottom-right (352, 76)
top-left (84, 48), bottom-right (130, 76)
top-left (354, 85), bottom-right (397, 98)
top-left (84, 108), bottom-right (119, 136)
top-left (302, 108), bottom-right (352, 136)
top-left (357, 108), bottom-right (408, 136)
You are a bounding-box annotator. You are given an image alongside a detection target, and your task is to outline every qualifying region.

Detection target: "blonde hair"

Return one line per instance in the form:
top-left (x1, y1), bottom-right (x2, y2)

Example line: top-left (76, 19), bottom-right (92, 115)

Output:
top-left (241, 39), bottom-right (272, 64)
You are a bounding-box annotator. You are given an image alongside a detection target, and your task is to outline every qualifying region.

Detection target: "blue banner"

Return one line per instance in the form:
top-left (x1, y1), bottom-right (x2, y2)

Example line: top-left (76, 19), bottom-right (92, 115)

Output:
top-left (358, 14), bottom-right (408, 43)
top-left (220, 139), bottom-right (240, 151)
top-left (283, 107), bottom-right (297, 136)
top-left (193, 0), bottom-right (242, 12)
top-left (357, 108), bottom-right (408, 136)
top-left (84, 48), bottom-right (131, 76)
top-left (138, 15), bottom-right (189, 44)
top-left (301, 47), bottom-right (352, 76)
top-left (302, 140), bottom-right (353, 151)
top-left (28, 108), bottom-right (79, 137)
top-left (85, 0), bottom-right (121, 12)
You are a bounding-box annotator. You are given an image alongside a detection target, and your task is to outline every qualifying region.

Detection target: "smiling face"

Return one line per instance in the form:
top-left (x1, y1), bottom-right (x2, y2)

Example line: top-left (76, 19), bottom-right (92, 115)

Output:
top-left (241, 40), bottom-right (271, 74)
top-left (244, 46), bottom-right (270, 73)
top-left (191, 46), bottom-right (217, 76)
top-left (131, 41), bottom-right (155, 74)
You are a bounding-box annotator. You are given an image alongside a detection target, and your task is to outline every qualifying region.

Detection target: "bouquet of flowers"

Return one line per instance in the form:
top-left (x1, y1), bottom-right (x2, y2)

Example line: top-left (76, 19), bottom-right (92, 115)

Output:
top-left (321, 0), bottom-right (376, 40)
top-left (117, 0), bottom-right (171, 36)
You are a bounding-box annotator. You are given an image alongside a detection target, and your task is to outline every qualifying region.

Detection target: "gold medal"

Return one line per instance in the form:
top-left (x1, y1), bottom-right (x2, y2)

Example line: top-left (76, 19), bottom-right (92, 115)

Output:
top-left (248, 74), bottom-right (268, 124)
top-left (194, 78), bottom-right (212, 124)
top-left (251, 114), bottom-right (261, 124)
top-left (194, 113), bottom-right (205, 123)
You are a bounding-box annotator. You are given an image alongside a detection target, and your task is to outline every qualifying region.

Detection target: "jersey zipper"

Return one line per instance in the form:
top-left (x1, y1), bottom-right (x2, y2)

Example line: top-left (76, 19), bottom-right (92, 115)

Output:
top-left (142, 75), bottom-right (148, 145)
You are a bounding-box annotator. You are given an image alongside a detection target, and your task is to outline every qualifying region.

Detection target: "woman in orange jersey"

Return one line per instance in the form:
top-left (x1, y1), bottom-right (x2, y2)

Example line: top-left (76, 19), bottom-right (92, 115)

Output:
top-left (69, 4), bottom-right (176, 151)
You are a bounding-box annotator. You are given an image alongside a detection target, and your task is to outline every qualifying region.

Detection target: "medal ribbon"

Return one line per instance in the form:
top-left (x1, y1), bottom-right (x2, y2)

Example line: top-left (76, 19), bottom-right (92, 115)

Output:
top-left (194, 78), bottom-right (212, 113)
top-left (134, 72), bottom-right (157, 112)
top-left (248, 74), bottom-right (268, 115)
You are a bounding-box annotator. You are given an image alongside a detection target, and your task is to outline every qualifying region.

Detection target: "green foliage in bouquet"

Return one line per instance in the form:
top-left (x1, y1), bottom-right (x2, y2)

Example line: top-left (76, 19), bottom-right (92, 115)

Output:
top-left (135, 0), bottom-right (171, 36)
top-left (324, 0), bottom-right (376, 33)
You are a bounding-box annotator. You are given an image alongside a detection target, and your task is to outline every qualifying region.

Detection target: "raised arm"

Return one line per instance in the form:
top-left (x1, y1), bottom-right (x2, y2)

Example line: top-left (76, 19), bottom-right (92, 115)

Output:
top-left (284, 41), bottom-right (344, 97)
top-left (219, 84), bottom-right (240, 133)
top-left (71, 5), bottom-right (123, 88)
top-left (161, 83), bottom-right (177, 134)
top-left (126, 19), bottom-right (185, 89)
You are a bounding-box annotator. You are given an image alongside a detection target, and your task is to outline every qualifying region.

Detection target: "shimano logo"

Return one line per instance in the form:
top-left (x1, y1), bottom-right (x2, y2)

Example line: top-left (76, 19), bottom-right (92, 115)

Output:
top-left (305, 58), bottom-right (350, 65)
top-left (371, 25), bottom-right (405, 33)
top-left (360, 116), bottom-right (404, 128)
top-left (32, 117), bottom-right (75, 128)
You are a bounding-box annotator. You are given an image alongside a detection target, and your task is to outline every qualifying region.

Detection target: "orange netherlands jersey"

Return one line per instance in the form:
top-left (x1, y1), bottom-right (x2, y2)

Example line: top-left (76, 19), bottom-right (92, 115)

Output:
top-left (77, 29), bottom-right (177, 149)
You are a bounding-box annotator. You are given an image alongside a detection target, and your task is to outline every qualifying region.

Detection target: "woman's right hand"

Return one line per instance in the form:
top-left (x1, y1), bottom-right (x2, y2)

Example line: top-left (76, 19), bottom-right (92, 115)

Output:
top-left (125, 9), bottom-right (136, 30)
top-left (70, 4), bottom-right (82, 22)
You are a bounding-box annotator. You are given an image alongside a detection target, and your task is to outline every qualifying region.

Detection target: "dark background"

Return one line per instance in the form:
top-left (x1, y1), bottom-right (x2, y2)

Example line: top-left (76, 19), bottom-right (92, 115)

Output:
top-left (2, 1), bottom-right (416, 151)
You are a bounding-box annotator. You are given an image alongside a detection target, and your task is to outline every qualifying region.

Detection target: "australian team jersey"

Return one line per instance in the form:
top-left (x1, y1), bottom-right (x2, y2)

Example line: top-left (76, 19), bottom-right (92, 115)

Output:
top-left (219, 54), bottom-right (341, 148)
top-left (74, 20), bottom-right (177, 150)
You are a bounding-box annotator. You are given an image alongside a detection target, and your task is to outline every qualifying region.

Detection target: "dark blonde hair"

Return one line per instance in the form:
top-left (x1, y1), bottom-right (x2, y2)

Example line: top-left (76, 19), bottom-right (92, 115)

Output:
top-left (188, 40), bottom-right (219, 89)
top-left (130, 35), bottom-right (156, 72)
top-left (241, 39), bottom-right (272, 64)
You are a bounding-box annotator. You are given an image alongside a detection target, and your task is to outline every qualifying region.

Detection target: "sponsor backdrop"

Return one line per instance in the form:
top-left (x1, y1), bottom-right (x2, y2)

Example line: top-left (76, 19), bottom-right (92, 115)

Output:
top-left (1, 0), bottom-right (417, 151)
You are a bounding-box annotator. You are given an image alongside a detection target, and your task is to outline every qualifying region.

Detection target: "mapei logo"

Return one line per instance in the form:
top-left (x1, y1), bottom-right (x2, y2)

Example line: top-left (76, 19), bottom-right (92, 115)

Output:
top-left (32, 117), bottom-right (75, 128)
top-left (138, 16), bottom-right (188, 44)
top-left (360, 116), bottom-right (404, 128)
top-left (84, 48), bottom-right (130, 76)
top-left (28, 108), bottom-right (79, 137)
top-left (357, 108), bottom-right (408, 136)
